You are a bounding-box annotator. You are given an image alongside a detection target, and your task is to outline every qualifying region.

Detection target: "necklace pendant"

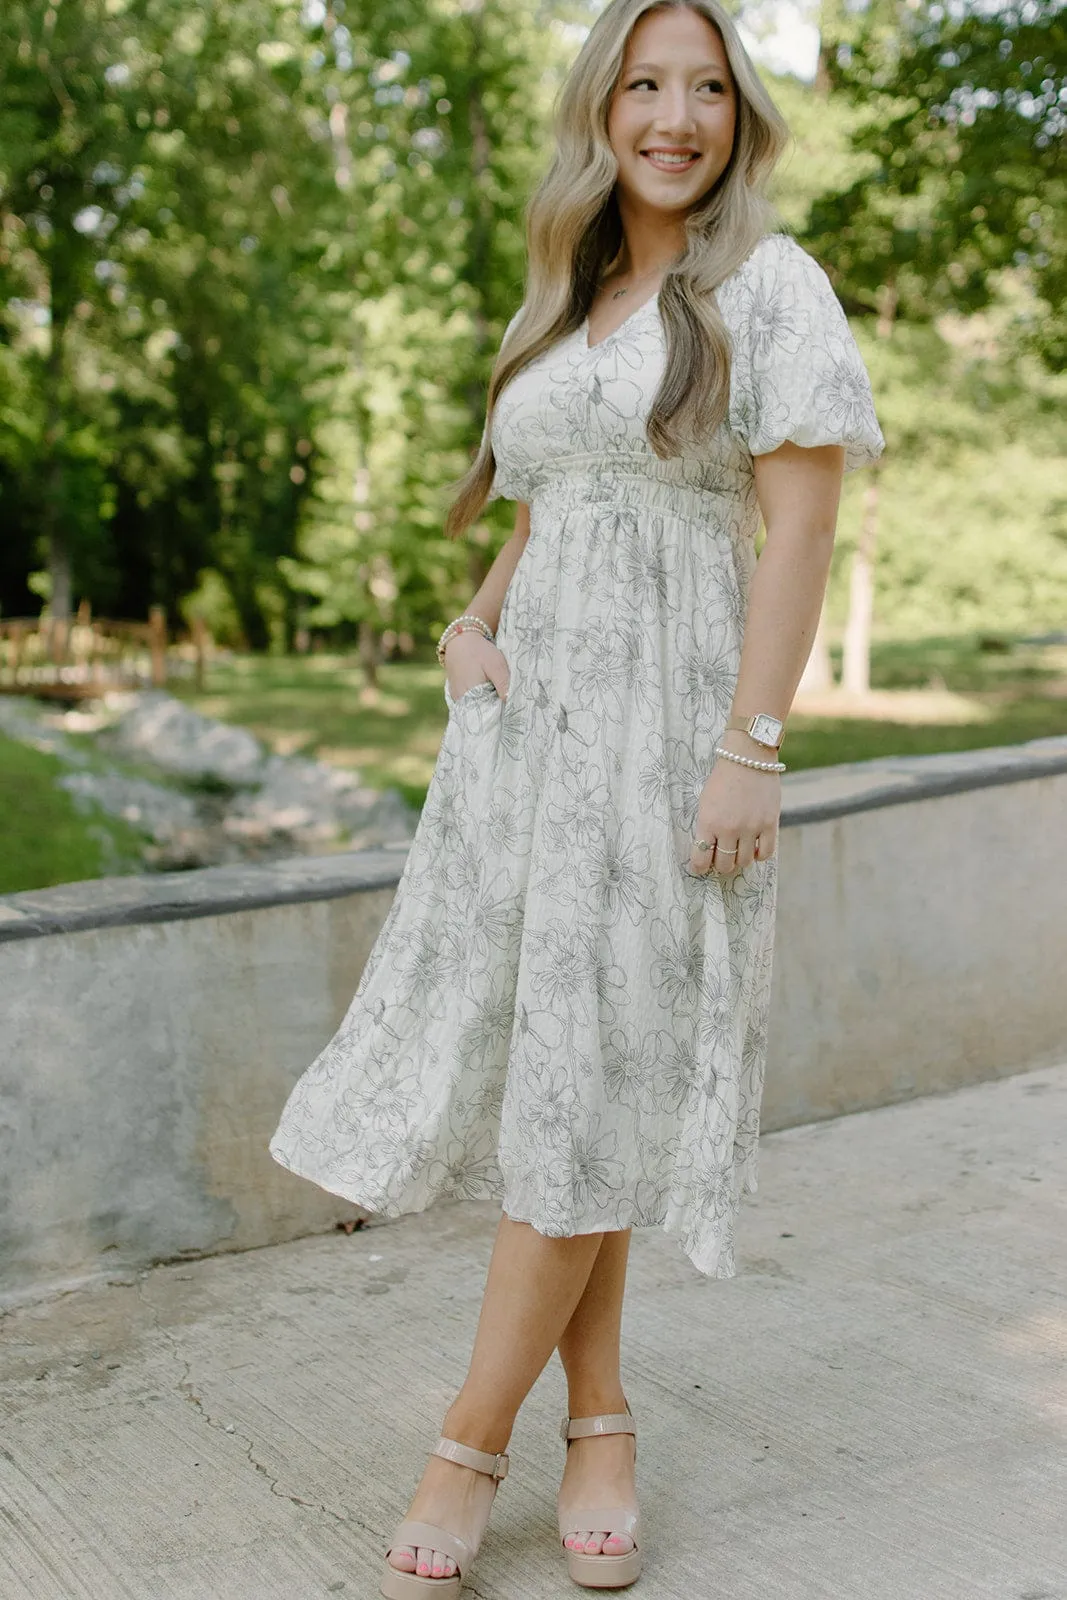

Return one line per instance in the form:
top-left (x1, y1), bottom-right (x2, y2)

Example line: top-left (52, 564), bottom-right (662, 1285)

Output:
top-left (611, 286), bottom-right (629, 300)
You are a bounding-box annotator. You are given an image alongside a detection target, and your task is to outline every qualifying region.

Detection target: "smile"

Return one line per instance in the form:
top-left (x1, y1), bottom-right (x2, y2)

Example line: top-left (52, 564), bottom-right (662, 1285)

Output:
top-left (640, 150), bottom-right (701, 171)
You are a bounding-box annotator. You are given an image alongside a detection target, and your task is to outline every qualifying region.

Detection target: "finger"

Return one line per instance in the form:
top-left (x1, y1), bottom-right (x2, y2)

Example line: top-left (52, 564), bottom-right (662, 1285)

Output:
top-left (689, 835), bottom-right (714, 876)
top-left (755, 826), bottom-right (779, 861)
top-left (735, 833), bottom-right (758, 872)
top-left (713, 839), bottom-right (740, 877)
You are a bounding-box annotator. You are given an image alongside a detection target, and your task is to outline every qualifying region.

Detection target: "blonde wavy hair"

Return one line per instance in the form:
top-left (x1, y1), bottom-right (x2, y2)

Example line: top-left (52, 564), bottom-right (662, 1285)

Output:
top-left (446, 0), bottom-right (789, 539)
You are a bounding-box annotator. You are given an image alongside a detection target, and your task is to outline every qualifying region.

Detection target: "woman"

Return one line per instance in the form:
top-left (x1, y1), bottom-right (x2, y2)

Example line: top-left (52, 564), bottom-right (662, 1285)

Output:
top-left (270, 0), bottom-right (883, 1593)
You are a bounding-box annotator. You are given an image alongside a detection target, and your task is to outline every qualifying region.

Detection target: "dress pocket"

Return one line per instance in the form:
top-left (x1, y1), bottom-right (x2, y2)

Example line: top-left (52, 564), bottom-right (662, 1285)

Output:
top-left (444, 677), bottom-right (499, 710)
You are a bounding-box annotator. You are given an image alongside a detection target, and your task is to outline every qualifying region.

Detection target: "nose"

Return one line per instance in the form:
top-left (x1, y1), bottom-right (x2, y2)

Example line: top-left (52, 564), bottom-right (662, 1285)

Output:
top-left (651, 82), bottom-right (697, 139)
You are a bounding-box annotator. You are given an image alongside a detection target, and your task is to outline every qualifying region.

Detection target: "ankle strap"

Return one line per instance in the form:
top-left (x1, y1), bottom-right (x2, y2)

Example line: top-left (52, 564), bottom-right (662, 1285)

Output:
top-left (433, 1436), bottom-right (510, 1481)
top-left (560, 1411), bottom-right (636, 1443)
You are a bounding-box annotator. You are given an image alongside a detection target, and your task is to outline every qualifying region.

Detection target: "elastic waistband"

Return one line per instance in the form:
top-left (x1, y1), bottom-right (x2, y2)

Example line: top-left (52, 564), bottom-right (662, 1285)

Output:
top-left (527, 467), bottom-right (748, 531)
top-left (527, 453), bottom-right (747, 524)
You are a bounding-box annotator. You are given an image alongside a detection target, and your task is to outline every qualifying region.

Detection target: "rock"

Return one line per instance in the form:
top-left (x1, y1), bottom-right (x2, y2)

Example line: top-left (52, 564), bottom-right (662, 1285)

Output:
top-left (58, 771), bottom-right (200, 842)
top-left (104, 691), bottom-right (266, 786)
top-left (223, 755), bottom-right (416, 851)
top-left (5, 689), bottom-right (419, 874)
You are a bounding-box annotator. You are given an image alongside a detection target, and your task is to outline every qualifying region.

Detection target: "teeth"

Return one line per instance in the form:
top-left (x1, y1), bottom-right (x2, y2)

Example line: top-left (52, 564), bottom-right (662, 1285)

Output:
top-left (645, 153), bottom-right (696, 165)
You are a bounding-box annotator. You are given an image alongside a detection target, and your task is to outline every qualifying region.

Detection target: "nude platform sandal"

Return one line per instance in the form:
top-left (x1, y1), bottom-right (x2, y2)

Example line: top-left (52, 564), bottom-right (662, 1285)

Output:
top-left (379, 1437), bottom-right (509, 1599)
top-left (557, 1411), bottom-right (642, 1590)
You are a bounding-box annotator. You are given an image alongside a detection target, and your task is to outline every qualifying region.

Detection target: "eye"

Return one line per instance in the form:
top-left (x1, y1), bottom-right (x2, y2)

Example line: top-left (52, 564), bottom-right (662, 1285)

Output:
top-left (626, 76), bottom-right (657, 91)
top-left (698, 77), bottom-right (726, 93)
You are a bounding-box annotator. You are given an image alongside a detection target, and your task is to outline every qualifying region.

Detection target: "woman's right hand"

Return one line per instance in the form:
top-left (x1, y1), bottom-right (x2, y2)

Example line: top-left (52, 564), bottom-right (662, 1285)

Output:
top-left (444, 630), bottom-right (511, 701)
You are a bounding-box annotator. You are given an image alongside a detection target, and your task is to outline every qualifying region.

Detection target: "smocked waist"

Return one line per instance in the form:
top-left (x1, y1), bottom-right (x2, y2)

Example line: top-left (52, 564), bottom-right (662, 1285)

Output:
top-left (515, 452), bottom-right (747, 521)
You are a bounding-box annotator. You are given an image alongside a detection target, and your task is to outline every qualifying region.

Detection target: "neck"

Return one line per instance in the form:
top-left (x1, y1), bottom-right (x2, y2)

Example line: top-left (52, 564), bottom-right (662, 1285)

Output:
top-left (615, 193), bottom-right (688, 279)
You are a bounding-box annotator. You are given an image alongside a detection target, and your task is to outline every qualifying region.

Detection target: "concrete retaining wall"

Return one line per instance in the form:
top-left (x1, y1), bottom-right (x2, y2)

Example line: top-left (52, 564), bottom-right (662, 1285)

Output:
top-left (2, 738), bottom-right (1066, 1308)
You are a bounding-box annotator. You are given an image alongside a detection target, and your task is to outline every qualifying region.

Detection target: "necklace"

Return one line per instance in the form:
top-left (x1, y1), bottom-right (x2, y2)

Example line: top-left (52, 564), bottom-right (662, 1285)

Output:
top-left (608, 262), bottom-right (671, 301)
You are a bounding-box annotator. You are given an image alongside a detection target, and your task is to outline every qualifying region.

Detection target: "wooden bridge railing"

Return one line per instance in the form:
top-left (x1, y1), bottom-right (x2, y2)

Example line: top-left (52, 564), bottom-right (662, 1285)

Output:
top-left (0, 604), bottom-right (212, 700)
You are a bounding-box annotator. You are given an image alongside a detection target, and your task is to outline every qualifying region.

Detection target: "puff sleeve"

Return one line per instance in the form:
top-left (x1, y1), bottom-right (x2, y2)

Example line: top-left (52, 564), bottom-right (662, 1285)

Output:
top-left (727, 235), bottom-right (884, 472)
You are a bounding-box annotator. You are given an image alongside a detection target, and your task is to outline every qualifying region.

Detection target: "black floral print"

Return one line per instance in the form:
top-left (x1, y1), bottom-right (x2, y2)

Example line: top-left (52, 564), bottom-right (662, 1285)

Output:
top-left (269, 232), bottom-right (883, 1278)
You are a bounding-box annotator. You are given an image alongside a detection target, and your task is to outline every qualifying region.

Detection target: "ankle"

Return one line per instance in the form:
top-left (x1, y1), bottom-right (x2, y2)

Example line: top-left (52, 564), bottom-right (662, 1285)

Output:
top-left (564, 1379), bottom-right (628, 1420)
top-left (442, 1395), bottom-right (514, 1456)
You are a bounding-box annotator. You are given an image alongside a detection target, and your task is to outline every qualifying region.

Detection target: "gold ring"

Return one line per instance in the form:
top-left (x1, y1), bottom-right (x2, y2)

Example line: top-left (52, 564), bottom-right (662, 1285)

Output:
top-left (695, 838), bottom-right (713, 852)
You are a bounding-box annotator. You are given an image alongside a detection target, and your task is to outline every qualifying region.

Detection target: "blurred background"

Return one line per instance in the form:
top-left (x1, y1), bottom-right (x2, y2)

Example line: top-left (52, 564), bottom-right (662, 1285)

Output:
top-left (1, 0), bottom-right (1064, 893)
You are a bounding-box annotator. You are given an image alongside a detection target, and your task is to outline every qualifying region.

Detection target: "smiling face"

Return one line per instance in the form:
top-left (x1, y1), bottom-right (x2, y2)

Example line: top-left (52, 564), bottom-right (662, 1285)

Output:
top-left (606, 5), bottom-right (738, 224)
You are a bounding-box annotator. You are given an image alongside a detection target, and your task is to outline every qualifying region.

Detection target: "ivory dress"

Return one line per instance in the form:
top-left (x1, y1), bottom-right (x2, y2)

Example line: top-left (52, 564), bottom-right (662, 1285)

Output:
top-left (270, 233), bottom-right (884, 1277)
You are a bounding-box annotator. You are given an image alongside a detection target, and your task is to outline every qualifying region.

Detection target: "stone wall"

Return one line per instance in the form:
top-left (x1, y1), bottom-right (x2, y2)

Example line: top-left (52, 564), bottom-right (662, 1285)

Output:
top-left (2, 739), bottom-right (1065, 1308)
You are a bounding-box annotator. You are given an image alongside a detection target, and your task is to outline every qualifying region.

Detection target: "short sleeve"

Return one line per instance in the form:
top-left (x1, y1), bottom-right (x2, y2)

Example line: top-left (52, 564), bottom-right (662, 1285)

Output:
top-left (486, 305), bottom-right (527, 503)
top-left (727, 235), bottom-right (884, 472)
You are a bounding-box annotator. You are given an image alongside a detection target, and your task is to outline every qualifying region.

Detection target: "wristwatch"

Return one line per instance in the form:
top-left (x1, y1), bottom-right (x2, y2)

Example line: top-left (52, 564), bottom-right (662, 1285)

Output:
top-left (726, 713), bottom-right (785, 751)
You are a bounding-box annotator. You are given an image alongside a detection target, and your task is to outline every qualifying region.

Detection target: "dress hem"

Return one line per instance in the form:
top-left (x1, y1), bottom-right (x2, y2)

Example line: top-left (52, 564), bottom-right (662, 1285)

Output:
top-left (268, 1138), bottom-right (753, 1282)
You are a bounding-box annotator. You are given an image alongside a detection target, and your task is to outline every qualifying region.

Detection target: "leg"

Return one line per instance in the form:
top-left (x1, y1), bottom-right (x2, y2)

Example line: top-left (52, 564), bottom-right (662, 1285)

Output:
top-left (557, 1229), bottom-right (638, 1559)
top-left (388, 1214), bottom-right (605, 1581)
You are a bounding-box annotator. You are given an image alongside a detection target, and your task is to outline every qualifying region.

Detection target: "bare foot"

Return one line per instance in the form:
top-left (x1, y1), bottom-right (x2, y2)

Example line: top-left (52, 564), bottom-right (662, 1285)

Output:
top-left (559, 1429), bottom-right (638, 1557)
top-left (387, 1452), bottom-right (500, 1582)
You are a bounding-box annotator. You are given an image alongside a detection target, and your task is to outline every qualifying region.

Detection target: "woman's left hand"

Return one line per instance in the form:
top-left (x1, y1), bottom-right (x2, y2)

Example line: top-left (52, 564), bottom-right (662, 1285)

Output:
top-left (689, 756), bottom-right (781, 877)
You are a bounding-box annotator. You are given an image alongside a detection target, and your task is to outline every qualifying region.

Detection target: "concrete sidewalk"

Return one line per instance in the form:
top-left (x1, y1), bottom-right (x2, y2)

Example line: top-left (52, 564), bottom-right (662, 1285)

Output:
top-left (2, 1064), bottom-right (1065, 1600)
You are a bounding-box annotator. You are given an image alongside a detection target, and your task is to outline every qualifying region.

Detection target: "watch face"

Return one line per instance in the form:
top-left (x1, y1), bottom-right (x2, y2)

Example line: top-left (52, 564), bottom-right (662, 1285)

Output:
top-left (750, 714), bottom-right (783, 748)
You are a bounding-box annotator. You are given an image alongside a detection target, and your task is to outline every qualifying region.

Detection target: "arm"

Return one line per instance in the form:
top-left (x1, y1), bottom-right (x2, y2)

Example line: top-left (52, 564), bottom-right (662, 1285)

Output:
top-left (690, 441), bottom-right (845, 876)
top-left (443, 502), bottom-right (530, 698)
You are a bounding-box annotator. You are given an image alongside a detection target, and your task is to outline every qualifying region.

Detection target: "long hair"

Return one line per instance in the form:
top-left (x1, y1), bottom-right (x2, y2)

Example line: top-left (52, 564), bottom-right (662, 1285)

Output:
top-left (446, 0), bottom-right (789, 539)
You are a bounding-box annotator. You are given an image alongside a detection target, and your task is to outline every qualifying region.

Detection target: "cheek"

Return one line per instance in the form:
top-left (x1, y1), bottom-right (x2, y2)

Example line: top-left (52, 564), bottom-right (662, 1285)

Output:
top-left (607, 99), bottom-right (638, 161)
top-left (713, 100), bottom-right (738, 152)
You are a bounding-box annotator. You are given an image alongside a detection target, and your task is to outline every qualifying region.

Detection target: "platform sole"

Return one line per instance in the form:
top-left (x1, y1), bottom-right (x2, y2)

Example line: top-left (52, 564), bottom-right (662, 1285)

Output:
top-left (380, 1563), bottom-right (462, 1598)
top-left (566, 1546), bottom-right (643, 1589)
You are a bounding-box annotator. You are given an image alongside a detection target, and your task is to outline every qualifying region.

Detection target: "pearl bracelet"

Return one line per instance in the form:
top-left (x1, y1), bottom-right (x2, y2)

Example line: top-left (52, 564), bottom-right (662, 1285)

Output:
top-left (436, 613), bottom-right (495, 666)
top-left (714, 744), bottom-right (786, 774)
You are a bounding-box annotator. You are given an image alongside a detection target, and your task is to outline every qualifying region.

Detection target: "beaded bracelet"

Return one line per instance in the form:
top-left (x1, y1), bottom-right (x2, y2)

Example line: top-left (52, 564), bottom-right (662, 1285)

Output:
top-left (714, 744), bottom-right (787, 775)
top-left (436, 613), bottom-right (495, 666)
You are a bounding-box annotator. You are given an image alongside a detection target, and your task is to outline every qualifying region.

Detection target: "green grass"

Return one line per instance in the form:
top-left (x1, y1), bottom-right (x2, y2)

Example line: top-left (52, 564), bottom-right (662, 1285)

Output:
top-left (0, 731), bottom-right (145, 895)
top-left (7, 632), bottom-right (1063, 896)
top-left (173, 654), bottom-right (452, 810)
top-left (176, 634), bottom-right (1067, 804)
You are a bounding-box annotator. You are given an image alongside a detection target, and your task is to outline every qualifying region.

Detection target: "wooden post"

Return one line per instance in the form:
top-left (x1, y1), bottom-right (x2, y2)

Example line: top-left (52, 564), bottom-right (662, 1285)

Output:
top-left (192, 615), bottom-right (208, 691)
top-left (8, 623), bottom-right (24, 684)
top-left (48, 615), bottom-right (69, 666)
top-left (149, 605), bottom-right (167, 687)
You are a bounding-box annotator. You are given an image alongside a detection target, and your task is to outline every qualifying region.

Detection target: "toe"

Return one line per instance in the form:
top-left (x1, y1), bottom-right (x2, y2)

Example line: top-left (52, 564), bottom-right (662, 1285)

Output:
top-left (387, 1546), bottom-right (417, 1573)
top-left (604, 1532), bottom-right (634, 1555)
top-left (431, 1548), bottom-right (447, 1578)
top-left (584, 1532), bottom-right (606, 1554)
top-left (444, 1556), bottom-right (457, 1578)
top-left (416, 1545), bottom-right (433, 1577)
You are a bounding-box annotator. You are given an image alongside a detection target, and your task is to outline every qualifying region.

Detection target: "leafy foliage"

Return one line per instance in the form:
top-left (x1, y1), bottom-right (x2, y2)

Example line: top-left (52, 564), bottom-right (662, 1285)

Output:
top-left (1, 0), bottom-right (1064, 652)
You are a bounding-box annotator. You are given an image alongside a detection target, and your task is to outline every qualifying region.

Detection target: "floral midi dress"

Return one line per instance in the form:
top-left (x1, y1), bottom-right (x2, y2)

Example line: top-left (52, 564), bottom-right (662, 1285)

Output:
top-left (270, 233), bottom-right (884, 1278)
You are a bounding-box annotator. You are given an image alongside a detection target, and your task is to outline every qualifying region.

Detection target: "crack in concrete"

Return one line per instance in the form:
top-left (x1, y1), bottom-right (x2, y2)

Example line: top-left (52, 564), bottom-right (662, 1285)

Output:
top-left (134, 1275), bottom-right (380, 1541)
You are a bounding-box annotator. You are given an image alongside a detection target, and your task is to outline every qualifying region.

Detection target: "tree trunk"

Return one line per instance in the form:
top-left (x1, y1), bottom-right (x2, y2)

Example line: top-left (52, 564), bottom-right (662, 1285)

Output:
top-left (358, 618), bottom-right (379, 687)
top-left (841, 472), bottom-right (880, 695)
top-left (798, 605), bottom-right (835, 693)
top-left (326, 1), bottom-right (378, 687)
top-left (839, 283), bottom-right (896, 697)
top-left (464, 3), bottom-right (494, 595)
top-left (42, 212), bottom-right (72, 628)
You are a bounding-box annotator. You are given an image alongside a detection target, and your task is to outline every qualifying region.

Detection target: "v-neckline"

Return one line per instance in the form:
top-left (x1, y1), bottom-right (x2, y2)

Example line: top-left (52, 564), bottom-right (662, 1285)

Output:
top-left (581, 288), bottom-right (661, 352)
